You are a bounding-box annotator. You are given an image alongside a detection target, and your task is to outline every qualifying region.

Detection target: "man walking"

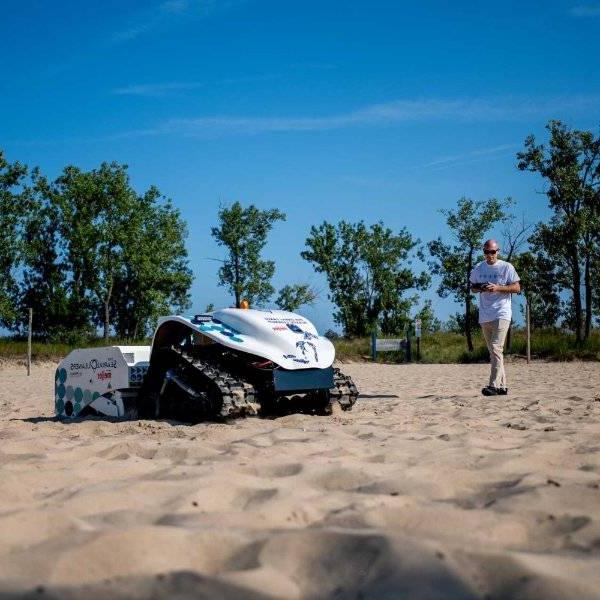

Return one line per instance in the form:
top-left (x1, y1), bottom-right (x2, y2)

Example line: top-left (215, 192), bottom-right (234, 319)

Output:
top-left (470, 239), bottom-right (521, 396)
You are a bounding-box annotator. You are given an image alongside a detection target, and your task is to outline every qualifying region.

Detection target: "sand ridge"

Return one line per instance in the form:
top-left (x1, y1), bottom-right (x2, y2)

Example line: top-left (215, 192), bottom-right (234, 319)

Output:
top-left (0, 361), bottom-right (599, 598)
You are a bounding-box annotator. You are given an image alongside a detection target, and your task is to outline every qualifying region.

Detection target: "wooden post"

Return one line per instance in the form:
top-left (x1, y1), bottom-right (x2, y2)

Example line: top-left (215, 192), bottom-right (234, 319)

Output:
top-left (525, 299), bottom-right (531, 365)
top-left (414, 318), bottom-right (421, 362)
top-left (371, 331), bottom-right (377, 362)
top-left (27, 308), bottom-right (32, 376)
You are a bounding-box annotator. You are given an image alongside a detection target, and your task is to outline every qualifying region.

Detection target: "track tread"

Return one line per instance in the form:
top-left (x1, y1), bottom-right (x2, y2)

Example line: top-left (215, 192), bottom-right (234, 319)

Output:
top-left (330, 368), bottom-right (359, 411)
top-left (173, 347), bottom-right (260, 419)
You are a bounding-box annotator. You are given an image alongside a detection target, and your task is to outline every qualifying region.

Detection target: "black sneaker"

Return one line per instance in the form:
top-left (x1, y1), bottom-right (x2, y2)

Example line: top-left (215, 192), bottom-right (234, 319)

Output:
top-left (482, 386), bottom-right (499, 396)
top-left (496, 388), bottom-right (508, 395)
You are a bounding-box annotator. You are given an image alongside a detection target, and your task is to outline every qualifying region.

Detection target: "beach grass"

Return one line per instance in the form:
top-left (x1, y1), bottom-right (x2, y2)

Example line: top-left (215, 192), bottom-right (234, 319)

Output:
top-left (333, 329), bottom-right (600, 363)
top-left (0, 338), bottom-right (151, 363)
top-left (0, 329), bottom-right (598, 364)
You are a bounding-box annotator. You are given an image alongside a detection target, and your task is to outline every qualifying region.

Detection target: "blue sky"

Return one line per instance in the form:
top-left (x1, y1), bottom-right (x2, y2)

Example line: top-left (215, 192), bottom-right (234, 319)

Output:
top-left (2, 0), bottom-right (600, 332)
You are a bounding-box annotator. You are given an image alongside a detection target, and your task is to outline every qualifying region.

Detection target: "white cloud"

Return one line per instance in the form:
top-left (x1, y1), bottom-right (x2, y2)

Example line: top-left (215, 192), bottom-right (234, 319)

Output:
top-left (130, 95), bottom-right (600, 137)
top-left (113, 82), bottom-right (205, 96)
top-left (570, 4), bottom-right (600, 16)
top-left (38, 94), bottom-right (596, 144)
top-left (420, 144), bottom-right (519, 168)
top-left (342, 144), bottom-right (520, 189)
top-left (112, 74), bottom-right (282, 97)
top-left (162, 0), bottom-right (191, 14)
top-left (112, 0), bottom-right (235, 43)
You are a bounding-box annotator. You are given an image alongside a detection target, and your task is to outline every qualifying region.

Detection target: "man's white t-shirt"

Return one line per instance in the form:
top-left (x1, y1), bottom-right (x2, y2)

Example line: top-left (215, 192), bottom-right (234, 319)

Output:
top-left (469, 259), bottom-right (520, 324)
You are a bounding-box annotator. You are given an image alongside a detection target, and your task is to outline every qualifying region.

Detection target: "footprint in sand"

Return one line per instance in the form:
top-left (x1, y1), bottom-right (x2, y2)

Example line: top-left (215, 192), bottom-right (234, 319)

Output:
top-left (454, 477), bottom-right (534, 509)
top-left (241, 463), bottom-right (303, 479)
top-left (234, 487), bottom-right (279, 510)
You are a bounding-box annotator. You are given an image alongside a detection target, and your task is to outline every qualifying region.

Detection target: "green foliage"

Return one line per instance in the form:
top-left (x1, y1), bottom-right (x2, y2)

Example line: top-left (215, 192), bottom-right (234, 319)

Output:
top-left (49, 162), bottom-right (141, 339)
top-left (275, 284), bottom-right (317, 312)
top-left (414, 299), bottom-right (442, 333)
top-left (324, 328), bottom-right (340, 340)
top-left (511, 249), bottom-right (561, 329)
top-left (15, 169), bottom-right (69, 337)
top-left (0, 336), bottom-right (151, 362)
top-left (444, 305), bottom-right (479, 334)
top-left (1, 328), bottom-right (597, 364)
top-left (1, 153), bottom-right (192, 342)
top-left (302, 221), bottom-right (428, 337)
top-left (211, 202), bottom-right (286, 307)
top-left (428, 197), bottom-right (511, 351)
top-left (331, 329), bottom-right (600, 363)
top-left (112, 186), bottom-right (192, 339)
top-left (517, 120), bottom-right (600, 341)
top-left (0, 151), bottom-right (27, 328)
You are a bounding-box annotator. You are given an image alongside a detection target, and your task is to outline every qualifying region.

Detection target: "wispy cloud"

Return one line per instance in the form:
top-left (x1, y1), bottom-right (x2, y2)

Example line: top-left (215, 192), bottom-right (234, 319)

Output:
top-left (114, 94), bottom-right (600, 138)
top-left (569, 4), bottom-right (600, 16)
top-left (112, 74), bottom-right (282, 97)
top-left (113, 82), bottom-right (205, 96)
top-left (342, 144), bottom-right (520, 189)
top-left (112, 0), bottom-right (239, 43)
top-left (11, 95), bottom-right (600, 146)
top-left (419, 144), bottom-right (519, 168)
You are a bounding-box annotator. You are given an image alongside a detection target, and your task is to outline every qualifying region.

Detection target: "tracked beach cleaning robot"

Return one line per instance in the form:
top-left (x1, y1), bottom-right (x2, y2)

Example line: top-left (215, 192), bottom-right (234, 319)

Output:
top-left (55, 307), bottom-right (358, 421)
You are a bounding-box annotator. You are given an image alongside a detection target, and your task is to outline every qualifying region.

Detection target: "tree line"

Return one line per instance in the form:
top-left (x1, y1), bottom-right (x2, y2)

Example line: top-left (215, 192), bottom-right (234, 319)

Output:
top-left (0, 160), bottom-right (192, 343)
top-left (1, 119), bottom-right (598, 348)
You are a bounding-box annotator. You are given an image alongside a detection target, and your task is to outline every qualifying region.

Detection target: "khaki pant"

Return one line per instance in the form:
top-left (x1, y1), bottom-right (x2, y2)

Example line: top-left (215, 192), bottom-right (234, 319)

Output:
top-left (481, 319), bottom-right (511, 388)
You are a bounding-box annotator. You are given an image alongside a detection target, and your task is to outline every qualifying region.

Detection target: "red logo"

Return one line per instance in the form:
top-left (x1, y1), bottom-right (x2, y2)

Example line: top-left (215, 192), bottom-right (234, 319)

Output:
top-left (272, 326), bottom-right (287, 331)
top-left (97, 371), bottom-right (112, 381)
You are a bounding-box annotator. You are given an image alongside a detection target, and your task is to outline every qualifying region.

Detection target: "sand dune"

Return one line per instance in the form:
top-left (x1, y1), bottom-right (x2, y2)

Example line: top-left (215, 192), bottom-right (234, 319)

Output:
top-left (1, 361), bottom-right (599, 598)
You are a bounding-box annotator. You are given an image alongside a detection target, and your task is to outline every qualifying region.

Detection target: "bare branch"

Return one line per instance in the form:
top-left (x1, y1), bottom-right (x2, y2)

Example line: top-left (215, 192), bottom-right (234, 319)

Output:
top-left (502, 213), bottom-right (533, 261)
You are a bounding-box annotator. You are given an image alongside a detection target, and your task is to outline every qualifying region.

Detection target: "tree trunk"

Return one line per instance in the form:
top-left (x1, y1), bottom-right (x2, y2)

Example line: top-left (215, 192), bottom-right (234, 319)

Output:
top-left (465, 293), bottom-right (474, 352)
top-left (571, 246), bottom-right (583, 344)
top-left (103, 280), bottom-right (113, 343)
top-left (465, 249), bottom-right (474, 352)
top-left (103, 301), bottom-right (110, 341)
top-left (234, 253), bottom-right (241, 308)
top-left (584, 252), bottom-right (592, 340)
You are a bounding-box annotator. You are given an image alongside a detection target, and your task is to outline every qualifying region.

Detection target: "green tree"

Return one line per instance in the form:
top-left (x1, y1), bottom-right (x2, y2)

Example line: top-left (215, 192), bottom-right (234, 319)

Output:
top-left (428, 197), bottom-right (510, 351)
top-left (512, 249), bottom-right (562, 330)
top-left (517, 120), bottom-right (600, 342)
top-left (302, 221), bottom-right (428, 337)
top-left (16, 169), bottom-right (69, 338)
top-left (275, 284), bottom-right (317, 312)
top-left (414, 300), bottom-right (442, 333)
top-left (445, 306), bottom-right (478, 334)
top-left (33, 162), bottom-right (192, 341)
top-left (501, 214), bottom-right (533, 351)
top-left (211, 202), bottom-right (286, 307)
top-left (0, 151), bottom-right (27, 328)
top-left (112, 187), bottom-right (193, 339)
top-left (47, 163), bottom-right (136, 340)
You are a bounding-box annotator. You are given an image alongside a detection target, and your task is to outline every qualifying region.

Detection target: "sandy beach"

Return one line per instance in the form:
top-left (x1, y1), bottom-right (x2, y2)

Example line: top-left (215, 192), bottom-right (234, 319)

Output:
top-left (1, 360), bottom-right (599, 599)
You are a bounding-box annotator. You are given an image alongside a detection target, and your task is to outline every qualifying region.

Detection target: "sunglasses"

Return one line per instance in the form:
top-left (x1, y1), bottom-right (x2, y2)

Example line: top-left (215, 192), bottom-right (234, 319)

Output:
top-left (483, 249), bottom-right (498, 255)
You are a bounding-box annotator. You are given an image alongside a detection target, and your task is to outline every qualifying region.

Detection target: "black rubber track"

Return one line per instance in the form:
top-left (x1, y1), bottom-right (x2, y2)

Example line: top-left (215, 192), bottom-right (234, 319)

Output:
top-left (140, 346), bottom-right (358, 421)
top-left (330, 368), bottom-right (359, 411)
top-left (171, 347), bottom-right (261, 419)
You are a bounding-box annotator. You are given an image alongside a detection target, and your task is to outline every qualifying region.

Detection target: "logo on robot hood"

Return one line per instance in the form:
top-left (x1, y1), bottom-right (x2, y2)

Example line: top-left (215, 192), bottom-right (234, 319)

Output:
top-left (285, 324), bottom-right (319, 362)
top-left (70, 358), bottom-right (118, 371)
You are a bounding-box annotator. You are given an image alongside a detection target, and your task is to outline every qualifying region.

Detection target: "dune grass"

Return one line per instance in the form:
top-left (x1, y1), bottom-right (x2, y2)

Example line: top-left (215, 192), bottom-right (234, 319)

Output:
top-left (0, 338), bottom-right (151, 363)
top-left (333, 329), bottom-right (600, 363)
top-left (1, 329), bottom-right (599, 364)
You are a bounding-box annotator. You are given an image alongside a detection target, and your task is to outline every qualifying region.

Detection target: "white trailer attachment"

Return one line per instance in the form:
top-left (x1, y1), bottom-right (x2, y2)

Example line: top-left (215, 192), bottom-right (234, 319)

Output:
top-left (55, 346), bottom-right (150, 418)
